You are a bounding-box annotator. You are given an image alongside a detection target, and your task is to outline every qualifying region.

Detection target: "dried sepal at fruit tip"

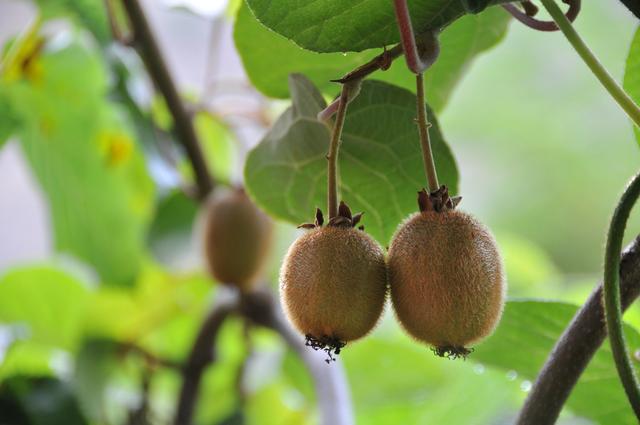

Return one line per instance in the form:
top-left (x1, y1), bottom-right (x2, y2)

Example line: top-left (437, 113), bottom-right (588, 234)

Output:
top-left (297, 201), bottom-right (365, 230)
top-left (417, 185), bottom-right (462, 213)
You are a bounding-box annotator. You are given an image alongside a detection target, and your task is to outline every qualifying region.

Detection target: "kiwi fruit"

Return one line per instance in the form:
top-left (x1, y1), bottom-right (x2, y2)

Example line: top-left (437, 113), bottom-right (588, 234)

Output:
top-left (388, 187), bottom-right (505, 358)
top-left (203, 187), bottom-right (272, 292)
top-left (279, 203), bottom-right (387, 361)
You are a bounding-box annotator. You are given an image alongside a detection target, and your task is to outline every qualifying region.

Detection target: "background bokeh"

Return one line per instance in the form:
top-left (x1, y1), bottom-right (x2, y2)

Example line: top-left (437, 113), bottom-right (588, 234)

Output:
top-left (0, 0), bottom-right (639, 424)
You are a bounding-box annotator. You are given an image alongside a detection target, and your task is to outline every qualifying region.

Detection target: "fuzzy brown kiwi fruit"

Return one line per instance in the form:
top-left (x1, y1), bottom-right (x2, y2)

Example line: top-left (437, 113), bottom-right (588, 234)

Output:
top-left (279, 203), bottom-right (387, 361)
top-left (388, 187), bottom-right (505, 358)
top-left (203, 187), bottom-right (272, 292)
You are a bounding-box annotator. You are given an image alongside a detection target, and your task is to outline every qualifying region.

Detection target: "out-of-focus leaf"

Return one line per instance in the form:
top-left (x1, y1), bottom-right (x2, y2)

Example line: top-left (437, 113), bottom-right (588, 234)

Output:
top-left (33, 0), bottom-right (110, 44)
top-left (245, 75), bottom-right (458, 245)
top-left (85, 264), bottom-right (211, 347)
top-left (244, 0), bottom-right (511, 53)
top-left (245, 380), bottom-right (311, 425)
top-left (475, 300), bottom-right (640, 425)
top-left (73, 340), bottom-right (118, 423)
top-left (623, 27), bottom-right (640, 145)
top-left (0, 341), bottom-right (57, 380)
top-left (1, 377), bottom-right (88, 425)
top-left (3, 42), bottom-right (155, 286)
top-left (147, 190), bottom-right (199, 263)
top-left (342, 323), bottom-right (519, 424)
top-left (235, 2), bottom-right (510, 112)
top-left (193, 112), bottom-right (236, 185)
top-left (0, 89), bottom-right (20, 148)
top-left (0, 266), bottom-right (89, 351)
top-left (497, 233), bottom-right (559, 295)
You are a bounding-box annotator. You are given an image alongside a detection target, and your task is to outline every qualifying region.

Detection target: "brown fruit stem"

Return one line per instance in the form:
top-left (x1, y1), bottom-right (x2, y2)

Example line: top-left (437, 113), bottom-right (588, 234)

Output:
top-left (517, 235), bottom-right (640, 424)
top-left (415, 73), bottom-right (440, 192)
top-left (327, 84), bottom-right (353, 219)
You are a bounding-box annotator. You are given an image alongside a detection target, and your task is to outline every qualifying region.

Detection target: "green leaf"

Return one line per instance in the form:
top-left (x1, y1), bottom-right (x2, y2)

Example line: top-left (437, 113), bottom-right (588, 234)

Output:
top-left (73, 340), bottom-right (118, 423)
top-left (342, 327), bottom-right (518, 424)
top-left (4, 43), bottom-right (155, 286)
top-left (234, 2), bottom-right (510, 112)
top-left (475, 300), bottom-right (640, 425)
top-left (624, 26), bottom-right (640, 145)
top-left (244, 0), bottom-right (511, 53)
top-left (244, 75), bottom-right (458, 245)
top-left (147, 190), bottom-right (199, 263)
top-left (0, 266), bottom-right (89, 351)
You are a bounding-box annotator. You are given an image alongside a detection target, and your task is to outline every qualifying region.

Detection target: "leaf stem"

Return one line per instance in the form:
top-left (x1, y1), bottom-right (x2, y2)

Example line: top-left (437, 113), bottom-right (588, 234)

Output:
top-left (603, 173), bottom-right (640, 419)
top-left (327, 84), bottom-right (352, 218)
top-left (392, 0), bottom-right (439, 75)
top-left (120, 0), bottom-right (214, 201)
top-left (540, 0), bottom-right (640, 128)
top-left (416, 73), bottom-right (439, 192)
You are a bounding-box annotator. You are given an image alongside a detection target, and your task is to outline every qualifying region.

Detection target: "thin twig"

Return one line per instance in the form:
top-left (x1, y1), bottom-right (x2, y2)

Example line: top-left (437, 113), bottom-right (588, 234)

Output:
top-left (118, 342), bottom-right (182, 370)
top-left (327, 84), bottom-right (353, 219)
top-left (120, 0), bottom-right (214, 200)
top-left (173, 301), bottom-right (235, 425)
top-left (502, 0), bottom-right (581, 32)
top-left (415, 73), bottom-right (439, 192)
top-left (602, 173), bottom-right (640, 419)
top-left (517, 235), bottom-right (640, 424)
top-left (539, 0), bottom-right (640, 128)
top-left (333, 44), bottom-right (404, 84)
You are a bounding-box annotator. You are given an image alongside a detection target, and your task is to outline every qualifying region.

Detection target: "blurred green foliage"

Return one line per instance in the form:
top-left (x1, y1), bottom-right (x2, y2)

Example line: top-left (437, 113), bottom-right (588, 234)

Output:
top-left (0, 1), bottom-right (639, 425)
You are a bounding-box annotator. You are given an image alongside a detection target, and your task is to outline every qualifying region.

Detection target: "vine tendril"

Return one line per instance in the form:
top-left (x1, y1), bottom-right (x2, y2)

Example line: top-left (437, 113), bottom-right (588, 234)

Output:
top-left (502, 0), bottom-right (581, 32)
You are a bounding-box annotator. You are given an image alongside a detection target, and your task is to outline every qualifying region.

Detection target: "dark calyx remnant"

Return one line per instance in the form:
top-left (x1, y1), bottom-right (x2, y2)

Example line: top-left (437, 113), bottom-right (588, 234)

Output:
top-left (418, 185), bottom-right (462, 213)
top-left (305, 334), bottom-right (347, 364)
top-left (432, 345), bottom-right (473, 360)
top-left (298, 201), bottom-right (365, 231)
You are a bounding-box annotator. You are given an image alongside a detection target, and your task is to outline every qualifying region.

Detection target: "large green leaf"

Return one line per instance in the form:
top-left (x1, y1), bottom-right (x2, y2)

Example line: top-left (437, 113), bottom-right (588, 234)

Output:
top-left (0, 266), bottom-right (89, 351)
top-left (3, 43), bottom-right (155, 285)
top-left (244, 75), bottom-right (458, 245)
top-left (244, 0), bottom-right (511, 53)
top-left (475, 300), bottom-right (640, 425)
top-left (235, 3), bottom-right (510, 111)
top-left (624, 26), bottom-right (640, 145)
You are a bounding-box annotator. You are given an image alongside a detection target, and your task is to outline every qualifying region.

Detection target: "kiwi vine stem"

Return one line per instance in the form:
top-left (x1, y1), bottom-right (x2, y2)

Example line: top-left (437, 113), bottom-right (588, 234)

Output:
top-left (516, 234), bottom-right (640, 424)
top-left (415, 73), bottom-right (440, 192)
top-left (327, 84), bottom-right (351, 219)
top-left (603, 173), bottom-right (640, 418)
top-left (540, 0), bottom-right (640, 128)
top-left (174, 302), bottom-right (234, 425)
top-left (120, 0), bottom-right (215, 200)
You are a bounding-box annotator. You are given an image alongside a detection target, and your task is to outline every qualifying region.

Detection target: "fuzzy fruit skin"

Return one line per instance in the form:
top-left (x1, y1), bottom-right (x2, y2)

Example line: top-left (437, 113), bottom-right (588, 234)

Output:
top-left (203, 188), bottom-right (272, 292)
top-left (388, 210), bottom-right (505, 348)
top-left (280, 226), bottom-right (387, 342)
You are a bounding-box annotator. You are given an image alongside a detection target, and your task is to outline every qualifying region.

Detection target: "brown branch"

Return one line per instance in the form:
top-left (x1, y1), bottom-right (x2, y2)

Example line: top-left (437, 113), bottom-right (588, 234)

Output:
top-left (333, 44), bottom-right (404, 84)
top-left (517, 235), bottom-right (640, 424)
top-left (173, 301), bottom-right (235, 425)
top-left (120, 0), bottom-right (214, 201)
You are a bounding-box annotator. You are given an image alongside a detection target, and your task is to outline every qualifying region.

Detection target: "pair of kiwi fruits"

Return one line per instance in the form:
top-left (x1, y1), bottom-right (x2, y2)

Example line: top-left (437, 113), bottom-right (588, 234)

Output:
top-left (279, 186), bottom-right (506, 360)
